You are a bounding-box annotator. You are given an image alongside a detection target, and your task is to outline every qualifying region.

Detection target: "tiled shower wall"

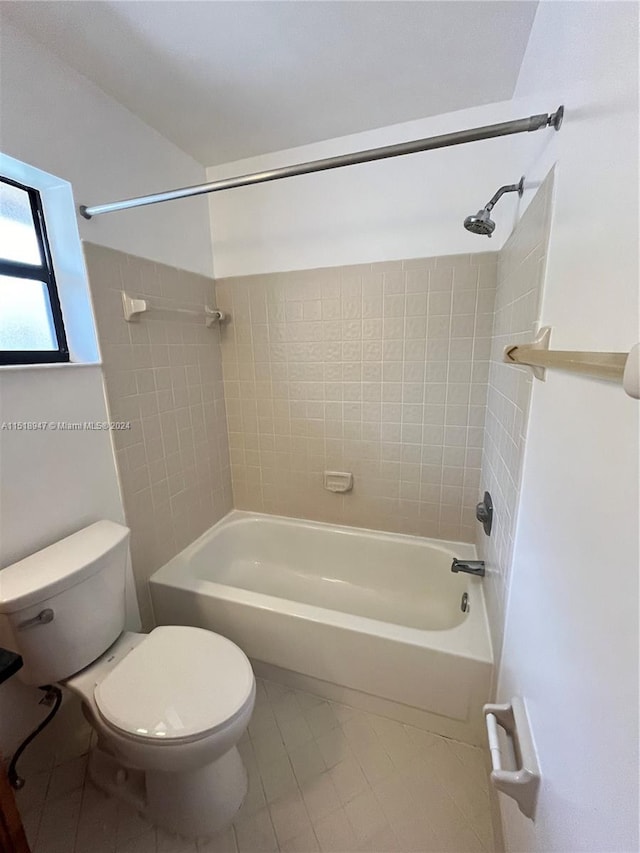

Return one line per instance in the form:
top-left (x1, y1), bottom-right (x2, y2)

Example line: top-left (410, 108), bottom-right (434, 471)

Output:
top-left (84, 243), bottom-right (233, 626)
top-left (215, 253), bottom-right (497, 542)
top-left (477, 171), bottom-right (554, 661)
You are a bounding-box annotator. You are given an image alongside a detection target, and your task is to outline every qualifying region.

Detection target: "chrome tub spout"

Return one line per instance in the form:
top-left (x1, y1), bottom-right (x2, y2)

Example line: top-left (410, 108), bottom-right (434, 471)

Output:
top-left (451, 559), bottom-right (485, 577)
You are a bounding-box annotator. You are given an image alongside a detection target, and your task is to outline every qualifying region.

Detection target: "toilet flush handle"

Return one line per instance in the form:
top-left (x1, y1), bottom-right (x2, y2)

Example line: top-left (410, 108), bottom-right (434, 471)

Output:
top-left (17, 608), bottom-right (54, 630)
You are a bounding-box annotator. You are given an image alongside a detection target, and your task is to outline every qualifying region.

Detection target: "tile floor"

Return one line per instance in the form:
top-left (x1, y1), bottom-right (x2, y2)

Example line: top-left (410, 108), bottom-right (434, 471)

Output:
top-left (15, 678), bottom-right (496, 853)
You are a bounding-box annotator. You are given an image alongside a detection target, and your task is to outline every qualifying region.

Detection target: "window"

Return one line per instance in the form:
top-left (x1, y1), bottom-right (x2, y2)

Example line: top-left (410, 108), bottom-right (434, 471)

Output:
top-left (0, 176), bottom-right (69, 364)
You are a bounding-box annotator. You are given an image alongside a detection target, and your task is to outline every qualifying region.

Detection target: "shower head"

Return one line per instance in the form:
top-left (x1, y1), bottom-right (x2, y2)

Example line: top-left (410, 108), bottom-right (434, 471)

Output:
top-left (464, 208), bottom-right (496, 237)
top-left (464, 176), bottom-right (524, 237)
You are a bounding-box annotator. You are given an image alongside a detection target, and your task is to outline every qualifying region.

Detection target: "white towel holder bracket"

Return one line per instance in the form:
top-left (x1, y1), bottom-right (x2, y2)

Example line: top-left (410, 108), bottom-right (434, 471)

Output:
top-left (503, 326), bottom-right (640, 398)
top-left (483, 697), bottom-right (540, 820)
top-left (121, 291), bottom-right (225, 326)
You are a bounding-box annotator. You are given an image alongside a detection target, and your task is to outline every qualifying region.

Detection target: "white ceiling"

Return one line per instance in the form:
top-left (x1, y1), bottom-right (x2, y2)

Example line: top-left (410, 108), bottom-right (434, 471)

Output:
top-left (3, 1), bottom-right (538, 166)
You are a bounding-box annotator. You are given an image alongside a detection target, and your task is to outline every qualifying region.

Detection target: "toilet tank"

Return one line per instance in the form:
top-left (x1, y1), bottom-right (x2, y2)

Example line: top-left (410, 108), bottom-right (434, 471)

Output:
top-left (0, 521), bottom-right (130, 685)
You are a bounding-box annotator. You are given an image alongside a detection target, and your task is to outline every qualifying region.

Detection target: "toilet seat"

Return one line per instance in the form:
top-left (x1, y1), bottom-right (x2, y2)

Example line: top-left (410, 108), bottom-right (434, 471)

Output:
top-left (94, 625), bottom-right (254, 744)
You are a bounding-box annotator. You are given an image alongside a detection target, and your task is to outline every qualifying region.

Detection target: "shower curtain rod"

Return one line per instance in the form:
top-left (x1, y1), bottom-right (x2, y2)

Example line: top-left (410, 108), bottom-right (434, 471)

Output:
top-left (79, 105), bottom-right (564, 219)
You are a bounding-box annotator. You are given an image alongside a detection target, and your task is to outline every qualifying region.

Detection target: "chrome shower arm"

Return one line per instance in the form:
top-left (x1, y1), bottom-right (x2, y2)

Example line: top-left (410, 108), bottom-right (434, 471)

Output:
top-left (485, 177), bottom-right (525, 212)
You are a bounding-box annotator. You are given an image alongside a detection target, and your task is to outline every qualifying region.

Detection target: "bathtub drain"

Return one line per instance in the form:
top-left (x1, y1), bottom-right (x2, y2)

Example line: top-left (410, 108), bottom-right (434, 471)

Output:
top-left (461, 592), bottom-right (470, 613)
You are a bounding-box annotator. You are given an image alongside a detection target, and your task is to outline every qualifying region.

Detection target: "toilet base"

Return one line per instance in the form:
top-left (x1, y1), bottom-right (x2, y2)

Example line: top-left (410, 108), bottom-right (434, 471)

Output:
top-left (88, 747), bottom-right (146, 813)
top-left (146, 746), bottom-right (248, 837)
top-left (88, 744), bottom-right (248, 839)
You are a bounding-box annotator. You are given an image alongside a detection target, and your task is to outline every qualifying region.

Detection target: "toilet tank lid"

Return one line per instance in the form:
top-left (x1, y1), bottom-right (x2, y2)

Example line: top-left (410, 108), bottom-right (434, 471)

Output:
top-left (0, 521), bottom-right (129, 615)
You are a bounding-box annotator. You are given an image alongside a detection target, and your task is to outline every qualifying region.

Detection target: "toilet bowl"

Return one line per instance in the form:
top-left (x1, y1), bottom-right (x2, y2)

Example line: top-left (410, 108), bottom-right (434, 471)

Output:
top-left (66, 625), bottom-right (256, 836)
top-left (0, 521), bottom-right (256, 839)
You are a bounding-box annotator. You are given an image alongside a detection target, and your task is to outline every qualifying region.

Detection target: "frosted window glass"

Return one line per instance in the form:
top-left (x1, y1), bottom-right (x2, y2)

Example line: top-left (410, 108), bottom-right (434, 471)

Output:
top-left (0, 275), bottom-right (57, 351)
top-left (0, 181), bottom-right (41, 265)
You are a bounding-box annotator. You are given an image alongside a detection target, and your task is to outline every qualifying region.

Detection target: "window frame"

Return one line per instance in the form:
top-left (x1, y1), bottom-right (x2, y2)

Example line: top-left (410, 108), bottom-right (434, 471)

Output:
top-left (0, 176), bottom-right (69, 365)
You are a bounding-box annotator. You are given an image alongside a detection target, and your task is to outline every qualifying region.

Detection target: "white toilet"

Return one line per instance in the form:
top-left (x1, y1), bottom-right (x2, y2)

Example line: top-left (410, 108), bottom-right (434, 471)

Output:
top-left (0, 520), bottom-right (255, 838)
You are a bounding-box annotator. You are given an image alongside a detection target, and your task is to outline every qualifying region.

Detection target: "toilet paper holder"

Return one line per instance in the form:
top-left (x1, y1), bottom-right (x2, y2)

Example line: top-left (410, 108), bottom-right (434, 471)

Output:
top-left (483, 697), bottom-right (540, 819)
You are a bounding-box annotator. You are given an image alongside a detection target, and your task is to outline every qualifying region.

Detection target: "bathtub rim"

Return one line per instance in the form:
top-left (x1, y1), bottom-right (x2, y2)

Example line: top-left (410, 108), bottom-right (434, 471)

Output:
top-left (150, 509), bottom-right (494, 665)
top-left (183, 508), bottom-right (481, 561)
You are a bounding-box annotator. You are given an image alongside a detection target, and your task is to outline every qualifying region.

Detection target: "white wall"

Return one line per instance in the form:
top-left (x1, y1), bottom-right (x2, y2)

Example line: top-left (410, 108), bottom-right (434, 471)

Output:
top-left (0, 19), bottom-right (213, 277)
top-left (0, 368), bottom-right (125, 569)
top-left (207, 100), bottom-right (554, 277)
top-left (0, 19), bottom-right (213, 753)
top-left (0, 365), bottom-right (128, 752)
top-left (496, 4), bottom-right (639, 851)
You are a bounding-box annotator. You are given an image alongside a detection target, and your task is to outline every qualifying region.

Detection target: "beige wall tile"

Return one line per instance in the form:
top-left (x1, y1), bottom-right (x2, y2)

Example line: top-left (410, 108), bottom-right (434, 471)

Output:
top-left (216, 253), bottom-right (497, 542)
top-left (476, 171), bottom-right (554, 663)
top-left (84, 243), bottom-right (233, 627)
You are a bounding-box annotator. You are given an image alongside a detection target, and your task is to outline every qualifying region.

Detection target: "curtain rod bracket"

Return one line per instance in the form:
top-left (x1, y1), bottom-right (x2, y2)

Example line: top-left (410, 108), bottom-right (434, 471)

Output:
top-left (548, 105), bottom-right (564, 131)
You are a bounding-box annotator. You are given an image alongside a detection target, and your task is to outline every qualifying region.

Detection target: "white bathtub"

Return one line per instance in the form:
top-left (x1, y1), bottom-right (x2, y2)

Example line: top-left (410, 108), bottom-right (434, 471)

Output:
top-left (150, 511), bottom-right (493, 744)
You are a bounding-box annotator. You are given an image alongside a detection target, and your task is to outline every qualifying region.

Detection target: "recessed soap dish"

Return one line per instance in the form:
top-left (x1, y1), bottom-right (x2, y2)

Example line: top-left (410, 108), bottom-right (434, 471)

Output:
top-left (324, 472), bottom-right (353, 493)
